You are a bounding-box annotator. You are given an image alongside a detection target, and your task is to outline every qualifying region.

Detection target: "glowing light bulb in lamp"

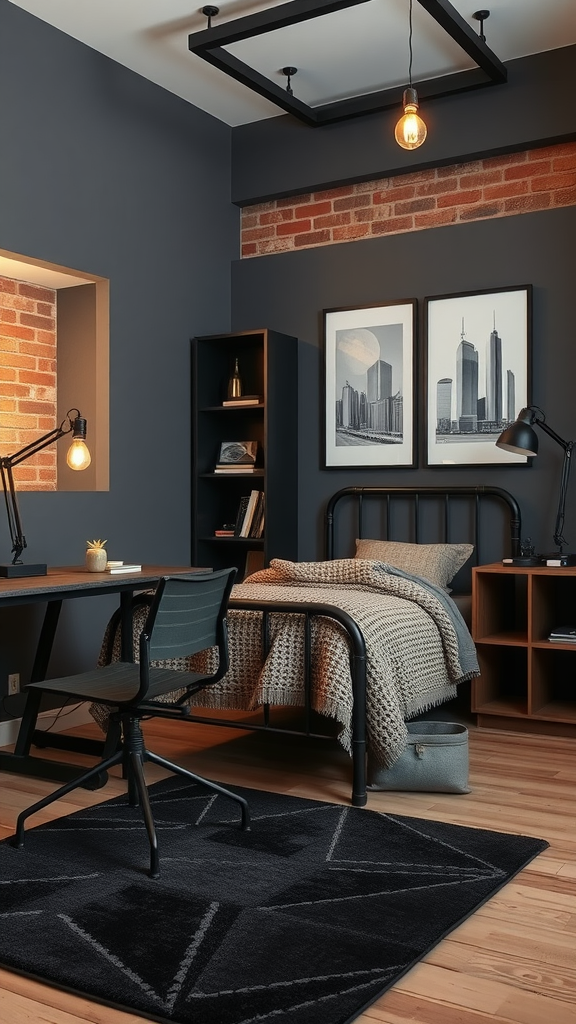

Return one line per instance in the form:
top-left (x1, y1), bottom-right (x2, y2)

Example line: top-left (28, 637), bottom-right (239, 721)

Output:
top-left (66, 415), bottom-right (91, 470)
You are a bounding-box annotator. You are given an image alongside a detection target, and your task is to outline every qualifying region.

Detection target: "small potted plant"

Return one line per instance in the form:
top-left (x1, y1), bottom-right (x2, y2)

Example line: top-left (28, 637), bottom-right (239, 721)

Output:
top-left (86, 539), bottom-right (107, 572)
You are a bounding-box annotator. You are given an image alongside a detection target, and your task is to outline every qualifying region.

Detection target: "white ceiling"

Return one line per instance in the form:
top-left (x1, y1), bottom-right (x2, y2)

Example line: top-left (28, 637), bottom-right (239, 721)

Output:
top-left (8, 0), bottom-right (576, 127)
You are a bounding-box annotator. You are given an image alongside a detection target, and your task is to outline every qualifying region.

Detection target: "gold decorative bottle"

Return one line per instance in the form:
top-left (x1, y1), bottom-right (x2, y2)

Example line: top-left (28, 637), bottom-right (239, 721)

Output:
top-left (227, 357), bottom-right (243, 400)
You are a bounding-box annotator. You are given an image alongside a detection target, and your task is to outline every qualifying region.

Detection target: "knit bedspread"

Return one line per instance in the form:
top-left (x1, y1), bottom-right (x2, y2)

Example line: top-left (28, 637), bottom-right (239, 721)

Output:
top-left (91, 558), bottom-right (479, 769)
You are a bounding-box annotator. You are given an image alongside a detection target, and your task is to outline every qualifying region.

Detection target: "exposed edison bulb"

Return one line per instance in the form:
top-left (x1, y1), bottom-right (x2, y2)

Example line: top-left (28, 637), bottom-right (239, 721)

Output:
top-left (65, 413), bottom-right (91, 470)
top-left (394, 87), bottom-right (427, 151)
top-left (66, 438), bottom-right (91, 470)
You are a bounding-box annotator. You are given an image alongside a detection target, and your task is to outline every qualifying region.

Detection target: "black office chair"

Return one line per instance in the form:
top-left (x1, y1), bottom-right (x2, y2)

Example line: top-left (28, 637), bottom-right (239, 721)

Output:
top-left (12, 569), bottom-right (250, 877)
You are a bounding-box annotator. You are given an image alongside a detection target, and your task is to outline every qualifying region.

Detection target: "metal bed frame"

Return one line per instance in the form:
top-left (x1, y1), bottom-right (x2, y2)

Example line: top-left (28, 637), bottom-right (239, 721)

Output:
top-left (186, 485), bottom-right (521, 807)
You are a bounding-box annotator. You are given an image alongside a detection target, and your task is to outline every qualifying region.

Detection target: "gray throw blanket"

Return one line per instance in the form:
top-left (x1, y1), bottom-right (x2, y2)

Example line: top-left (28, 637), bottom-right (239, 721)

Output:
top-left (379, 562), bottom-right (479, 680)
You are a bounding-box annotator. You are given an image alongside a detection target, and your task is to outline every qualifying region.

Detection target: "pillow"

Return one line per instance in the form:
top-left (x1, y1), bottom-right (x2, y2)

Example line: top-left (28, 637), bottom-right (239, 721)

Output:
top-left (354, 538), bottom-right (473, 591)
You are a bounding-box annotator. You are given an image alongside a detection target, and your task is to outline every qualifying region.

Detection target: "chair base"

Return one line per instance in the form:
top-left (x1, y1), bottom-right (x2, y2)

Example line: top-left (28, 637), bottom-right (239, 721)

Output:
top-left (12, 714), bottom-right (250, 878)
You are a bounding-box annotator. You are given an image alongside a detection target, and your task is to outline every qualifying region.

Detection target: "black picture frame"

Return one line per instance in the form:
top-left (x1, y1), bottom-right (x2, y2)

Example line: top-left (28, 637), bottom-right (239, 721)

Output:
top-left (424, 285), bottom-right (532, 467)
top-left (323, 300), bottom-right (417, 469)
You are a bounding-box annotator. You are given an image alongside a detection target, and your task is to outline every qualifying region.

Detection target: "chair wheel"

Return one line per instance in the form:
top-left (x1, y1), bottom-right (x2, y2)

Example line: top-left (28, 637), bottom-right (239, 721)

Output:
top-left (83, 771), bottom-right (108, 791)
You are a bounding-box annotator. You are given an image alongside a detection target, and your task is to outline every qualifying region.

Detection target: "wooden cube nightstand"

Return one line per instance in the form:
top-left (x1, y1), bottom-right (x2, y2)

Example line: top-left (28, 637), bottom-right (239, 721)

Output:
top-left (472, 563), bottom-right (576, 736)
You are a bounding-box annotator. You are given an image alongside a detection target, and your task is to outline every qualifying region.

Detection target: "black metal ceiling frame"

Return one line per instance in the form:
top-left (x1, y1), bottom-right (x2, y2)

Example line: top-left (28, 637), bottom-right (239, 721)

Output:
top-left (188, 0), bottom-right (507, 126)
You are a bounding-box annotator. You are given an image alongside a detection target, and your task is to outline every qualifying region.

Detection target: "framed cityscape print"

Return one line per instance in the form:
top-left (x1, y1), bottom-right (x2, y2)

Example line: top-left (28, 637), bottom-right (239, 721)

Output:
top-left (425, 285), bottom-right (532, 467)
top-left (323, 300), bottom-right (416, 468)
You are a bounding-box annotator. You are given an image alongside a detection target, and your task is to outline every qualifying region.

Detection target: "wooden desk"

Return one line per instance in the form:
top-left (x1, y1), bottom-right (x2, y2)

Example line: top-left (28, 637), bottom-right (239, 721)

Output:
top-left (0, 565), bottom-right (202, 783)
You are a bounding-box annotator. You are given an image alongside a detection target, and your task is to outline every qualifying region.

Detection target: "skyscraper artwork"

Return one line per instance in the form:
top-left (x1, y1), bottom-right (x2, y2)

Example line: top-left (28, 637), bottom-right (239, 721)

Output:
top-left (324, 301), bottom-right (416, 468)
top-left (426, 287), bottom-right (531, 466)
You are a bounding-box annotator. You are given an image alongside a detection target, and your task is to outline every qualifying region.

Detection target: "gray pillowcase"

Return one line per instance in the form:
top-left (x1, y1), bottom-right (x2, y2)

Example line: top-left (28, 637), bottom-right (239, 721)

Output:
top-left (354, 538), bottom-right (474, 591)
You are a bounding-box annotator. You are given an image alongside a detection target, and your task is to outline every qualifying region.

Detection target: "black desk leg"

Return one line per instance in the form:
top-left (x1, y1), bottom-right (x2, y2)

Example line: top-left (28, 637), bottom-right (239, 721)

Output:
top-left (29, 598), bottom-right (104, 756)
top-left (30, 599), bottom-right (62, 683)
top-left (32, 594), bottom-right (134, 761)
top-left (14, 688), bottom-right (43, 757)
top-left (1, 590), bottom-right (133, 785)
top-left (0, 686), bottom-right (100, 784)
top-left (28, 598), bottom-right (106, 770)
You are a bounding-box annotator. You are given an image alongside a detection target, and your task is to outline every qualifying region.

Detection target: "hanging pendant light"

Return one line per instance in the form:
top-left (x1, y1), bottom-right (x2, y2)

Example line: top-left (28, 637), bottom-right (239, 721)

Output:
top-left (394, 0), bottom-right (427, 151)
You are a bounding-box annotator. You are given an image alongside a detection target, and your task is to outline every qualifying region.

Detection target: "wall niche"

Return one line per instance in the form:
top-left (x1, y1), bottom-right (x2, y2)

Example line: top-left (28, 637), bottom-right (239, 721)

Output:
top-left (0, 249), bottom-right (109, 492)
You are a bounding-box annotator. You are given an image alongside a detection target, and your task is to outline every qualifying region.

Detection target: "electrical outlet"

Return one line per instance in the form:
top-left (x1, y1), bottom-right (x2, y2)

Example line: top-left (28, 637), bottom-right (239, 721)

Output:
top-left (7, 673), bottom-right (20, 695)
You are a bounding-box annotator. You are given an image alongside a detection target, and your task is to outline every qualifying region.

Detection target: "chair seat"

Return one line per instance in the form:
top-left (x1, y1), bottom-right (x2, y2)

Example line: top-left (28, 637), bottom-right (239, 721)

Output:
top-left (26, 662), bottom-right (210, 708)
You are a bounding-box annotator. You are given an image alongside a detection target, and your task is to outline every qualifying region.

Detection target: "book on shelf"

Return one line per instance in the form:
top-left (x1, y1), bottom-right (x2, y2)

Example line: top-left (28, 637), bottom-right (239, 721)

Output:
top-left (234, 495), bottom-right (251, 536)
top-left (248, 491), bottom-right (265, 538)
top-left (214, 465), bottom-right (257, 473)
top-left (239, 489), bottom-right (261, 538)
top-left (222, 396), bottom-right (261, 407)
top-left (548, 625), bottom-right (576, 641)
top-left (214, 529), bottom-right (235, 537)
top-left (107, 564), bottom-right (142, 574)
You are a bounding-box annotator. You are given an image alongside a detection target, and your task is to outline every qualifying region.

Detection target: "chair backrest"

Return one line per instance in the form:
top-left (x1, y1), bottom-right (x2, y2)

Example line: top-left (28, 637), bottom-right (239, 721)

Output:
top-left (137, 569), bottom-right (236, 698)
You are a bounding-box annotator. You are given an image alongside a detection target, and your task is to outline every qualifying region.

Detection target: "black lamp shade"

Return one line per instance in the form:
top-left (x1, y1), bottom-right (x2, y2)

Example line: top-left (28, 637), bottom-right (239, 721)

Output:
top-left (496, 409), bottom-right (539, 456)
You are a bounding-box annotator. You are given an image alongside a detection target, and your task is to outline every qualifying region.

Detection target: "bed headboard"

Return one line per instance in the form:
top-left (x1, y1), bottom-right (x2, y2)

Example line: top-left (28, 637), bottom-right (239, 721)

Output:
top-left (324, 485), bottom-right (521, 595)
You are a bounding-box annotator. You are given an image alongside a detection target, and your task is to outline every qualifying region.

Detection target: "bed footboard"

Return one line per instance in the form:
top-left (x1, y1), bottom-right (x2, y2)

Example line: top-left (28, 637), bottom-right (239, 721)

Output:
top-left (186, 598), bottom-right (369, 807)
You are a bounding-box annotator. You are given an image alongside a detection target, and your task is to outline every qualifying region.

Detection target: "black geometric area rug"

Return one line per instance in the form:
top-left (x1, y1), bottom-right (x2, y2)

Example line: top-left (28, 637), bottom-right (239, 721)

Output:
top-left (0, 778), bottom-right (548, 1024)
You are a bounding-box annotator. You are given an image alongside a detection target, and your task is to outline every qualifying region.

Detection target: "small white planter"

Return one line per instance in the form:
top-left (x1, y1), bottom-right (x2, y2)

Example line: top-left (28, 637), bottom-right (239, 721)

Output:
top-left (85, 547), bottom-right (107, 572)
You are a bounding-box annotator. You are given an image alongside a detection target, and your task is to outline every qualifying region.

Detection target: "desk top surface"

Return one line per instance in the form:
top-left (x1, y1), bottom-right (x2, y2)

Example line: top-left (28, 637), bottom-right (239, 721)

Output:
top-left (0, 565), bottom-right (204, 601)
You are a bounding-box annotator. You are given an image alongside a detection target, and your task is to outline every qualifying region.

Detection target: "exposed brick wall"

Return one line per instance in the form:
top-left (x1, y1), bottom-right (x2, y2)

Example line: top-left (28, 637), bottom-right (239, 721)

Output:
top-left (0, 277), bottom-right (57, 490)
top-left (241, 142), bottom-right (576, 258)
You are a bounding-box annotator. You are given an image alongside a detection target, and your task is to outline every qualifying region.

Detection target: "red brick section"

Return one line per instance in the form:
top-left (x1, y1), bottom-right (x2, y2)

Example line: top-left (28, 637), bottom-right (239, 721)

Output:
top-left (0, 276), bottom-right (57, 490)
top-left (240, 142), bottom-right (576, 258)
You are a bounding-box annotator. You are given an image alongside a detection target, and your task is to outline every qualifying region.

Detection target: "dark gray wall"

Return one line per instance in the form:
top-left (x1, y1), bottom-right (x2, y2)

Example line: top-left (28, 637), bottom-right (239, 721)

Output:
top-left (232, 46), bottom-right (576, 204)
top-left (0, 0), bottom-right (236, 703)
top-left (231, 206), bottom-right (574, 561)
top-left (230, 39), bottom-right (576, 565)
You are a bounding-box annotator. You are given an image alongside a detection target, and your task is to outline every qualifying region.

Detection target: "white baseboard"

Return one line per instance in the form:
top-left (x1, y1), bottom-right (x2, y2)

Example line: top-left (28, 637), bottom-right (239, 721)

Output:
top-left (0, 703), bottom-right (94, 749)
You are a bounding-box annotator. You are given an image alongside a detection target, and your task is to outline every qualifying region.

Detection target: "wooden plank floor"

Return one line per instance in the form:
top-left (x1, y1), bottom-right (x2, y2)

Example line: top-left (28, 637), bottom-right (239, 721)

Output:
top-left (1, 714), bottom-right (575, 1024)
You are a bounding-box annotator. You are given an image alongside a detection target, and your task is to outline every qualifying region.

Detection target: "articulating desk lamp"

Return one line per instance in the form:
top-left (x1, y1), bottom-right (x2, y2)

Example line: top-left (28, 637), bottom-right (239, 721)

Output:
top-left (496, 406), bottom-right (576, 567)
top-left (0, 409), bottom-right (91, 578)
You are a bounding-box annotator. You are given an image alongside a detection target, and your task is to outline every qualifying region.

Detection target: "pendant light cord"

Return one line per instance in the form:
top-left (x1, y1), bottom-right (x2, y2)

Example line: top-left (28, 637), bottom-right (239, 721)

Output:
top-left (408, 0), bottom-right (414, 87)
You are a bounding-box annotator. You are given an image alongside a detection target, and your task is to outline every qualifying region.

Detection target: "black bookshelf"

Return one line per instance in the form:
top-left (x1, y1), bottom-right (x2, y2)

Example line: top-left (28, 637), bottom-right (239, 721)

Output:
top-left (191, 329), bottom-right (298, 578)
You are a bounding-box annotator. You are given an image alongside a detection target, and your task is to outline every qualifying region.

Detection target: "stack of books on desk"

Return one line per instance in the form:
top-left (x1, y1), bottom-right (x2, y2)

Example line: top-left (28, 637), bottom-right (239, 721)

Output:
top-left (105, 561), bottom-right (142, 574)
top-left (548, 625), bottom-right (576, 642)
